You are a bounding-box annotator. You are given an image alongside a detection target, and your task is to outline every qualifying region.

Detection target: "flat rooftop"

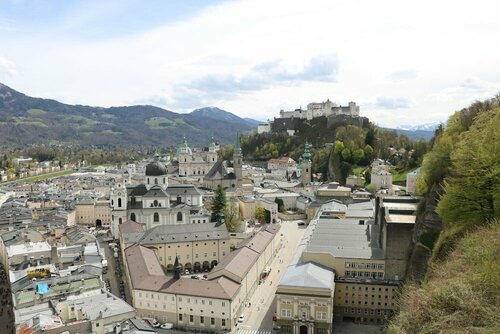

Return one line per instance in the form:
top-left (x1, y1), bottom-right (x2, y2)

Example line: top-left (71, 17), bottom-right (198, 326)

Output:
top-left (305, 218), bottom-right (384, 260)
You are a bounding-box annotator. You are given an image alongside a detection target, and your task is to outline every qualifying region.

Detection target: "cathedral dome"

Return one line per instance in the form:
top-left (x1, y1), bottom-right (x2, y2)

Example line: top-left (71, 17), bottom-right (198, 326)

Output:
top-left (145, 161), bottom-right (167, 176)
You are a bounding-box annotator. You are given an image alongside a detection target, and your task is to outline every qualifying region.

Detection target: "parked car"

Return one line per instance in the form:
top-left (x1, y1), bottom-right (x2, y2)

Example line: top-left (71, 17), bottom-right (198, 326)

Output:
top-left (150, 319), bottom-right (161, 328)
top-left (161, 323), bottom-right (174, 329)
top-left (238, 315), bottom-right (244, 323)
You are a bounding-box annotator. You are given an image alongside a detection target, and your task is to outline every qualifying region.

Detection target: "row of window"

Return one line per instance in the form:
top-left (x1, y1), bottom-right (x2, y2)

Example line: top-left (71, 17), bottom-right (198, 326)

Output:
top-left (147, 177), bottom-right (167, 185)
top-left (344, 271), bottom-right (384, 279)
top-left (344, 300), bottom-right (394, 307)
top-left (166, 252), bottom-right (224, 261)
top-left (342, 307), bottom-right (393, 316)
top-left (279, 326), bottom-right (327, 334)
top-left (345, 262), bottom-right (384, 270)
top-left (163, 241), bottom-right (224, 248)
top-left (138, 293), bottom-right (227, 308)
top-left (279, 309), bottom-right (328, 320)
top-left (153, 212), bottom-right (183, 222)
top-left (344, 293), bottom-right (394, 299)
top-left (178, 314), bottom-right (222, 326)
top-left (343, 286), bottom-right (395, 292)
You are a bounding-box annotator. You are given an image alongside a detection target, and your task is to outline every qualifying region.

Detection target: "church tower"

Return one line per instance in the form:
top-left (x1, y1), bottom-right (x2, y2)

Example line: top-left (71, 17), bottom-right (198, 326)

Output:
top-left (110, 182), bottom-right (127, 238)
top-left (207, 137), bottom-right (218, 163)
top-left (233, 134), bottom-right (243, 187)
top-left (177, 137), bottom-right (193, 176)
top-left (300, 140), bottom-right (312, 186)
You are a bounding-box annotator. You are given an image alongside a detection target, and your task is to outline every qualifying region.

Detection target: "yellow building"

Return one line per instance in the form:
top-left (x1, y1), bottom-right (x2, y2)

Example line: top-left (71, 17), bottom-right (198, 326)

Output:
top-left (276, 263), bottom-right (335, 334)
top-left (124, 225), bottom-right (282, 332)
top-left (120, 222), bottom-right (232, 272)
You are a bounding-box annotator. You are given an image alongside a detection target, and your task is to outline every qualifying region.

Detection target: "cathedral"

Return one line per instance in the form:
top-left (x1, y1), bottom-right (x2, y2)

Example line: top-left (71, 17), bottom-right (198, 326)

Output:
top-left (177, 137), bottom-right (219, 177)
top-left (110, 158), bottom-right (210, 237)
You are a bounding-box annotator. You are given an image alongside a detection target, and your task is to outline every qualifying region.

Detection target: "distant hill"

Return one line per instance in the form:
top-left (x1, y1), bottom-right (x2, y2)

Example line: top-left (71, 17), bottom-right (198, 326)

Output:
top-left (383, 127), bottom-right (435, 141)
top-left (190, 107), bottom-right (260, 127)
top-left (0, 83), bottom-right (254, 148)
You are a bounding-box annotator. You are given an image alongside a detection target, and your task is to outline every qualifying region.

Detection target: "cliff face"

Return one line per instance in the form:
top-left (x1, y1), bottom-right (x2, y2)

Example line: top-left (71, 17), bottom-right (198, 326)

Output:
top-left (406, 184), bottom-right (443, 282)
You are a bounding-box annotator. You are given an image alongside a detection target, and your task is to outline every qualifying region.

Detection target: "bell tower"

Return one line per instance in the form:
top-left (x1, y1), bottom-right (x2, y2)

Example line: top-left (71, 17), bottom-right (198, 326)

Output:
top-left (300, 140), bottom-right (312, 186)
top-left (233, 133), bottom-right (243, 187)
top-left (110, 182), bottom-right (127, 238)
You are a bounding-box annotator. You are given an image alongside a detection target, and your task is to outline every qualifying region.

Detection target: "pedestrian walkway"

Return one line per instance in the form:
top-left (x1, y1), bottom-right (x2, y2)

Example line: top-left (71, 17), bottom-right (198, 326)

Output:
top-left (238, 329), bottom-right (273, 334)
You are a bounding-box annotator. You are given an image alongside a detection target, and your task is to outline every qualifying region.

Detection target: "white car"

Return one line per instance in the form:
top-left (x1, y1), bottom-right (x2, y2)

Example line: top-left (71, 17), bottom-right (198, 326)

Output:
top-left (150, 319), bottom-right (161, 328)
top-left (161, 323), bottom-right (174, 329)
top-left (238, 315), bottom-right (244, 323)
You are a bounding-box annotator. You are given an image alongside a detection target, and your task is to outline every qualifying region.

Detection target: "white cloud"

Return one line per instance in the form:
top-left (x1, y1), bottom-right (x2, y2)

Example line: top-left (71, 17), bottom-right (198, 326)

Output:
top-left (0, 56), bottom-right (17, 78)
top-left (2, 0), bottom-right (500, 127)
top-left (386, 69), bottom-right (418, 82)
top-left (375, 97), bottom-right (411, 109)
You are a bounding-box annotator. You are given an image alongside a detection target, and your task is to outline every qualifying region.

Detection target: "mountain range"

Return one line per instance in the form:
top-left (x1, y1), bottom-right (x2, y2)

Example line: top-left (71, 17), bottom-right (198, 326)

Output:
top-left (0, 82), bottom-right (435, 147)
top-left (0, 83), bottom-right (258, 148)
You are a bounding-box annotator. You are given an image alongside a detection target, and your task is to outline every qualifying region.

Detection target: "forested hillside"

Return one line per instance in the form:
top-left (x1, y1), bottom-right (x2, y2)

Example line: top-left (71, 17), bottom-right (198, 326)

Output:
top-left (0, 82), bottom-right (253, 147)
top-left (241, 122), bottom-right (428, 183)
top-left (388, 96), bottom-right (500, 333)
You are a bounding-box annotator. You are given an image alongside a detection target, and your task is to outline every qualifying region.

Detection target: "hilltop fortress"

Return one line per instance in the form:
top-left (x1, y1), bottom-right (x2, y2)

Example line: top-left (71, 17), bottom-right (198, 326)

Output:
top-left (279, 99), bottom-right (360, 120)
top-left (258, 99), bottom-right (368, 135)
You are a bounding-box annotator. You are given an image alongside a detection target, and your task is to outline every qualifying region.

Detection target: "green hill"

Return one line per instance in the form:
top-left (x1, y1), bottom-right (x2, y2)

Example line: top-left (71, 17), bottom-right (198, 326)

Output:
top-left (388, 96), bottom-right (500, 333)
top-left (0, 82), bottom-right (253, 148)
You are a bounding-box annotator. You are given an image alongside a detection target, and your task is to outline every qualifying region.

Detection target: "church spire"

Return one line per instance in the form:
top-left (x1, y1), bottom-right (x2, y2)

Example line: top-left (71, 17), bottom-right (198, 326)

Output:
top-left (173, 255), bottom-right (181, 280)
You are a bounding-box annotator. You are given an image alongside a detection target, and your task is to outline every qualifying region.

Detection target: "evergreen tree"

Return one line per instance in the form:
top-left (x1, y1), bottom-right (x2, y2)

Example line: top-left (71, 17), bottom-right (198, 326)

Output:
top-left (211, 185), bottom-right (227, 222)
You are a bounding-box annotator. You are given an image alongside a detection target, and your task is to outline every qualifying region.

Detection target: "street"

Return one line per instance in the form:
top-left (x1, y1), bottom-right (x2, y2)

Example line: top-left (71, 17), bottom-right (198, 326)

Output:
top-left (237, 221), bottom-right (306, 332)
top-left (99, 238), bottom-right (132, 304)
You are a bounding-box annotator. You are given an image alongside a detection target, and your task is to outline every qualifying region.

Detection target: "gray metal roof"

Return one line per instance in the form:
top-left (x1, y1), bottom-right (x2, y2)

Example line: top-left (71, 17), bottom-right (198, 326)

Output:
top-left (305, 218), bottom-right (384, 260)
top-left (136, 223), bottom-right (229, 245)
top-left (279, 262), bottom-right (334, 290)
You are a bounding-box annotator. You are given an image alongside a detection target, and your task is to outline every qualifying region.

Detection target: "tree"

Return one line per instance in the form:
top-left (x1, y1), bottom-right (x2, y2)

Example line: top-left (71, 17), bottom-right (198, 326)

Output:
top-left (223, 199), bottom-right (242, 232)
top-left (352, 148), bottom-right (365, 164)
top-left (255, 207), bottom-right (267, 224)
top-left (218, 144), bottom-right (234, 162)
top-left (366, 183), bottom-right (377, 193)
top-left (211, 185), bottom-right (227, 222)
top-left (436, 107), bottom-right (500, 225)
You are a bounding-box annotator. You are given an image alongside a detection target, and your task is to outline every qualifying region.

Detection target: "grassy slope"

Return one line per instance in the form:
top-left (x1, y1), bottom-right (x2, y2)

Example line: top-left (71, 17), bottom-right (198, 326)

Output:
top-left (391, 168), bottom-right (418, 182)
top-left (15, 170), bottom-right (75, 183)
top-left (387, 221), bottom-right (500, 334)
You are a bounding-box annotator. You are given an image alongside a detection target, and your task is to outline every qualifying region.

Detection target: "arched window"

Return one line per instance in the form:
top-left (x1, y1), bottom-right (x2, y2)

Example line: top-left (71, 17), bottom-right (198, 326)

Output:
top-left (155, 178), bottom-right (158, 185)
top-left (119, 218), bottom-right (122, 224)
top-left (130, 213), bottom-right (136, 222)
top-left (147, 178), bottom-right (150, 184)
top-left (163, 178), bottom-right (165, 184)
top-left (111, 199), bottom-right (114, 206)
top-left (177, 212), bottom-right (183, 222)
top-left (154, 212), bottom-right (159, 222)
top-left (153, 200), bottom-right (159, 207)
top-left (118, 198), bottom-right (122, 208)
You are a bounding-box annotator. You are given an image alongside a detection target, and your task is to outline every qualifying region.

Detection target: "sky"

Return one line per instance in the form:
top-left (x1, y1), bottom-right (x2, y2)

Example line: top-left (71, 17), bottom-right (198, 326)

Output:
top-left (1, 0), bottom-right (500, 127)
